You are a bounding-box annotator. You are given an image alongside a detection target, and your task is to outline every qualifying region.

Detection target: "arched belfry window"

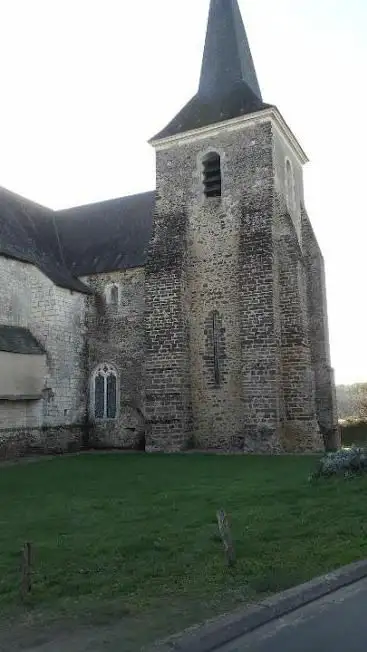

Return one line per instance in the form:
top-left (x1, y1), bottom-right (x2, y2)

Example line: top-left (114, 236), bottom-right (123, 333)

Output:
top-left (91, 364), bottom-right (118, 420)
top-left (285, 158), bottom-right (296, 213)
top-left (203, 152), bottom-right (222, 198)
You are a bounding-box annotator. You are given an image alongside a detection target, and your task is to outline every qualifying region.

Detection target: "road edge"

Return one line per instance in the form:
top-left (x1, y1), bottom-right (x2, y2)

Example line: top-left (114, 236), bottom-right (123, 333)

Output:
top-left (151, 559), bottom-right (367, 651)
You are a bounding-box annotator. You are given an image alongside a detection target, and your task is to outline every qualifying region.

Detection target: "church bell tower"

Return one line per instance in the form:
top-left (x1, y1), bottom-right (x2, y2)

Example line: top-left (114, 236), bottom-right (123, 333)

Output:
top-left (144, 0), bottom-right (337, 453)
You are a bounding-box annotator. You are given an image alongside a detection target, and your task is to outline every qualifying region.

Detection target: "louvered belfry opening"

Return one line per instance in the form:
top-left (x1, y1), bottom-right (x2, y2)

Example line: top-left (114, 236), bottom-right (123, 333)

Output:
top-left (203, 152), bottom-right (222, 198)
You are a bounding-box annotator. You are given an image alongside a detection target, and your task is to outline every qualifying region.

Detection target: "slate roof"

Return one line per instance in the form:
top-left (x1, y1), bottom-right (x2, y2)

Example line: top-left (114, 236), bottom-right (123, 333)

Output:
top-left (153, 86), bottom-right (271, 141)
top-left (152, 0), bottom-right (270, 141)
top-left (199, 0), bottom-right (262, 101)
top-left (0, 187), bottom-right (92, 293)
top-left (0, 325), bottom-right (46, 355)
top-left (0, 186), bottom-right (156, 290)
top-left (54, 191), bottom-right (155, 277)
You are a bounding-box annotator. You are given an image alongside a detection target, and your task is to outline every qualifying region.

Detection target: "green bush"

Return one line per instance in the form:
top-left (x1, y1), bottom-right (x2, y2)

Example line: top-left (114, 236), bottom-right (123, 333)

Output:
top-left (311, 446), bottom-right (367, 479)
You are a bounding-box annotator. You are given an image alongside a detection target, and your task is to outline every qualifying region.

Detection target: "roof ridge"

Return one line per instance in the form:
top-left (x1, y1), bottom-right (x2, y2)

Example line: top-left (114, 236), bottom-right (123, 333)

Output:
top-left (56, 189), bottom-right (155, 215)
top-left (0, 185), bottom-right (53, 213)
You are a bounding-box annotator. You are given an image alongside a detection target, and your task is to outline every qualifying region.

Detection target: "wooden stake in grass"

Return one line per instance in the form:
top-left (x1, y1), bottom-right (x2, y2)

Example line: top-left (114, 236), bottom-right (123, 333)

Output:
top-left (216, 509), bottom-right (236, 567)
top-left (21, 542), bottom-right (32, 599)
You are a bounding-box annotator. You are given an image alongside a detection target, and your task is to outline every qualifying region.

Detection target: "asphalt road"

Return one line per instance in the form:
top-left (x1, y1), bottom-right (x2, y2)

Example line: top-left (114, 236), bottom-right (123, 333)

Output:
top-left (218, 577), bottom-right (367, 652)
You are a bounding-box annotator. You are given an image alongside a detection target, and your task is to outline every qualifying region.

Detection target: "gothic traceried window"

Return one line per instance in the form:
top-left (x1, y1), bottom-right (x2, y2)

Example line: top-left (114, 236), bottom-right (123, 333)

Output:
top-left (203, 152), bottom-right (222, 198)
top-left (92, 364), bottom-right (118, 420)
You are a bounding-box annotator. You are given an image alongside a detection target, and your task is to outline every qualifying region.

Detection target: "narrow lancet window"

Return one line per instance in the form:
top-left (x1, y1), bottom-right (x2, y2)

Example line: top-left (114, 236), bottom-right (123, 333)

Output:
top-left (212, 310), bottom-right (221, 385)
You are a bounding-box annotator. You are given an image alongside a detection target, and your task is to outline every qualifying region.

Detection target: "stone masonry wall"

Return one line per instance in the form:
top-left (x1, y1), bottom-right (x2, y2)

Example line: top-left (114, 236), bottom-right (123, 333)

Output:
top-left (0, 120), bottom-right (336, 458)
top-left (277, 225), bottom-right (323, 451)
top-left (148, 119), bottom-right (286, 452)
top-left (272, 126), bottom-right (326, 452)
top-left (146, 117), bottom-right (332, 454)
top-left (238, 122), bottom-right (282, 452)
top-left (145, 187), bottom-right (193, 452)
top-left (83, 268), bottom-right (147, 450)
top-left (301, 210), bottom-right (339, 449)
top-left (0, 256), bottom-right (88, 459)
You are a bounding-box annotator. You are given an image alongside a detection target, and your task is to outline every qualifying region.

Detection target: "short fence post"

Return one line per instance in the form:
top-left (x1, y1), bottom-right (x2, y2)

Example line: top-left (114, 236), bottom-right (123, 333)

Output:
top-left (21, 542), bottom-right (32, 599)
top-left (216, 509), bottom-right (236, 567)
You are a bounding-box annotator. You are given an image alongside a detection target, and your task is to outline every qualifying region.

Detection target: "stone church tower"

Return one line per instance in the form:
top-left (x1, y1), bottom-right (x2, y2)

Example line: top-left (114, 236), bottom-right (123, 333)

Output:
top-left (145, 0), bottom-right (338, 453)
top-left (0, 0), bottom-right (338, 459)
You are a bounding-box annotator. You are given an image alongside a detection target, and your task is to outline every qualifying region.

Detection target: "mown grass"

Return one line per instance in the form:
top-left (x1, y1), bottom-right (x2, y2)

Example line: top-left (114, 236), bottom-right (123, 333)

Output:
top-left (0, 452), bottom-right (367, 635)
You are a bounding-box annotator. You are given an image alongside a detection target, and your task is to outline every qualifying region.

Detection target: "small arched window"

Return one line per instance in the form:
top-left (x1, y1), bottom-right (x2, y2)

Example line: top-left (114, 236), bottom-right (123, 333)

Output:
top-left (92, 364), bottom-right (118, 420)
top-left (105, 284), bottom-right (119, 309)
top-left (203, 152), bottom-right (222, 198)
top-left (285, 159), bottom-right (296, 213)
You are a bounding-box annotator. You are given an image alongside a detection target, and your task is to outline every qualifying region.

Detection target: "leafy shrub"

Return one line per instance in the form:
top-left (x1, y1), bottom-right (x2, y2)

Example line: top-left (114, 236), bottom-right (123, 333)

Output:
top-left (311, 446), bottom-right (367, 480)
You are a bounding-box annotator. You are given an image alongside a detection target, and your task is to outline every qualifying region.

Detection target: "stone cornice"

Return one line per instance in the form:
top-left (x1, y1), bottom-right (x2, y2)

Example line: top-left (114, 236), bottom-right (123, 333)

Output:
top-left (150, 107), bottom-right (308, 166)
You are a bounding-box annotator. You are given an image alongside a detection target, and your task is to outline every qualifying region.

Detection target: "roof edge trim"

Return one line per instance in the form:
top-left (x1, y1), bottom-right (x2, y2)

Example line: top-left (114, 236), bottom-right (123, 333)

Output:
top-left (149, 107), bottom-right (308, 165)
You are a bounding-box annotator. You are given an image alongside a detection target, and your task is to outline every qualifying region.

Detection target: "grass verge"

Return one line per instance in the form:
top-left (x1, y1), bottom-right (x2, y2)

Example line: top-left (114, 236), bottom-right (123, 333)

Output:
top-left (0, 452), bottom-right (367, 647)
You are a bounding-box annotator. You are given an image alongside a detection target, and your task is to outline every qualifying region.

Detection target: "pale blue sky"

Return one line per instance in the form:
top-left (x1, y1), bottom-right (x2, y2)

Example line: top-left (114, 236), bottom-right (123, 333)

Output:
top-left (0, 0), bottom-right (366, 384)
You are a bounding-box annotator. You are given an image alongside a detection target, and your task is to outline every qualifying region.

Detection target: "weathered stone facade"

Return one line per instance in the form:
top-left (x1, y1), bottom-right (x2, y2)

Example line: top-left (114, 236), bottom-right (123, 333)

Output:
top-left (0, 118), bottom-right (337, 458)
top-left (0, 260), bottom-right (148, 458)
top-left (301, 209), bottom-right (339, 450)
top-left (83, 269), bottom-right (146, 450)
top-left (0, 0), bottom-right (338, 458)
top-left (0, 256), bottom-right (88, 459)
top-left (145, 113), bottom-right (337, 453)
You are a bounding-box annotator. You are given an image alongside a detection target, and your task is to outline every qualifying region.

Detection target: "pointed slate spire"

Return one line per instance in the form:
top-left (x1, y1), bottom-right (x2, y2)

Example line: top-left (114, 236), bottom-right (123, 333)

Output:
top-left (199, 0), bottom-right (262, 100)
top-left (152, 0), bottom-right (270, 141)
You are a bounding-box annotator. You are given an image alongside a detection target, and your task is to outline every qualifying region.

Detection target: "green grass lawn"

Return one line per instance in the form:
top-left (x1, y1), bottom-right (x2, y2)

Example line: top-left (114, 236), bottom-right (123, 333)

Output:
top-left (0, 452), bottom-right (367, 646)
